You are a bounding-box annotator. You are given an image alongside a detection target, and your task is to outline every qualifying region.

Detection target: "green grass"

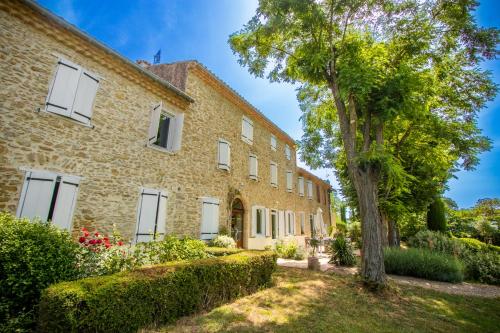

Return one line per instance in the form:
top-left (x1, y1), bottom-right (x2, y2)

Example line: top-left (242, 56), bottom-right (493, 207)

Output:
top-left (149, 267), bottom-right (500, 333)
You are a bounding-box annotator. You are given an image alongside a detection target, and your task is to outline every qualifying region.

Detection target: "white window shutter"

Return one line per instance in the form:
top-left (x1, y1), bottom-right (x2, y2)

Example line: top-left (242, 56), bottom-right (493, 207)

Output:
top-left (46, 60), bottom-right (81, 117)
top-left (200, 197), bottom-right (219, 240)
top-left (249, 154), bottom-right (258, 180)
top-left (71, 71), bottom-right (99, 124)
top-left (148, 102), bottom-right (162, 145)
top-left (241, 116), bottom-right (253, 144)
top-left (286, 171), bottom-right (293, 192)
top-left (218, 140), bottom-right (230, 170)
top-left (292, 212), bottom-right (297, 235)
top-left (17, 171), bottom-right (57, 221)
top-left (298, 177), bottom-right (304, 196)
top-left (51, 175), bottom-right (80, 230)
top-left (285, 145), bottom-right (291, 160)
top-left (251, 206), bottom-right (257, 237)
top-left (265, 208), bottom-right (271, 237)
top-left (172, 113), bottom-right (184, 151)
top-left (135, 189), bottom-right (160, 243)
top-left (270, 162), bottom-right (278, 187)
top-left (278, 210), bottom-right (285, 238)
top-left (155, 192), bottom-right (168, 239)
top-left (307, 180), bottom-right (313, 199)
top-left (270, 135), bottom-right (277, 150)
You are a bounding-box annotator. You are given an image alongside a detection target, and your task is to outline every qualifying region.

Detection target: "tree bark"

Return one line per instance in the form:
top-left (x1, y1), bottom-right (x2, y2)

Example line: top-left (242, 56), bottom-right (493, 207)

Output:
top-left (380, 210), bottom-right (389, 248)
top-left (387, 219), bottom-right (400, 247)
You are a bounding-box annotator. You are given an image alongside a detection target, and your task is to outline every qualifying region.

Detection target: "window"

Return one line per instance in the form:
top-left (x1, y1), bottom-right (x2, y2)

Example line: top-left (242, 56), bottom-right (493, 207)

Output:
top-left (285, 144), bottom-right (291, 160)
top-left (285, 211), bottom-right (295, 236)
top-left (45, 58), bottom-right (99, 126)
top-left (217, 139), bottom-right (231, 171)
top-left (270, 134), bottom-right (277, 151)
top-left (309, 214), bottom-right (315, 237)
top-left (249, 154), bottom-right (258, 180)
top-left (271, 210), bottom-right (278, 239)
top-left (241, 116), bottom-right (254, 144)
top-left (251, 206), bottom-right (268, 237)
top-left (17, 170), bottom-right (80, 230)
top-left (286, 170), bottom-right (293, 192)
top-left (316, 184), bottom-right (321, 203)
top-left (307, 180), bottom-right (313, 199)
top-left (299, 212), bottom-right (306, 235)
top-left (298, 176), bottom-right (304, 196)
top-left (270, 162), bottom-right (278, 187)
top-left (148, 102), bottom-right (184, 152)
top-left (135, 188), bottom-right (167, 243)
top-left (200, 197), bottom-right (220, 240)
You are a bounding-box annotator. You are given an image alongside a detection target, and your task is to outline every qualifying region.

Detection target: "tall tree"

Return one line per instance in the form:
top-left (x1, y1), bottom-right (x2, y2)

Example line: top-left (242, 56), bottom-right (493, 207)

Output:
top-left (229, 0), bottom-right (498, 287)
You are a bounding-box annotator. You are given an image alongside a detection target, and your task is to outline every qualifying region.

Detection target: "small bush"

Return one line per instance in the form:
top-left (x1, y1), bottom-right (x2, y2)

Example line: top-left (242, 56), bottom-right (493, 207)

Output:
top-left (209, 235), bottom-right (236, 248)
top-left (408, 230), bottom-right (463, 256)
top-left (335, 220), bottom-right (347, 234)
top-left (384, 247), bottom-right (464, 283)
top-left (205, 247), bottom-right (243, 256)
top-left (458, 238), bottom-right (500, 254)
top-left (348, 221), bottom-right (362, 249)
top-left (275, 240), bottom-right (302, 259)
top-left (38, 251), bottom-right (277, 333)
top-left (0, 212), bottom-right (81, 332)
top-left (329, 234), bottom-right (356, 267)
top-left (427, 197), bottom-right (447, 232)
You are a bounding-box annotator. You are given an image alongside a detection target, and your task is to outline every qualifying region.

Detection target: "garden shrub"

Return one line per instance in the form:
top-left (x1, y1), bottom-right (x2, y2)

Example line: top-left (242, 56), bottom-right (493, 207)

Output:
top-left (209, 235), bottom-right (237, 248)
top-left (329, 234), bottom-right (356, 267)
top-left (38, 251), bottom-right (277, 333)
top-left (384, 247), bottom-right (464, 283)
top-left (0, 212), bottom-right (81, 332)
top-left (460, 250), bottom-right (500, 285)
top-left (205, 247), bottom-right (243, 256)
top-left (408, 230), bottom-right (463, 256)
top-left (347, 221), bottom-right (362, 249)
top-left (335, 220), bottom-right (347, 234)
top-left (427, 197), bottom-right (447, 232)
top-left (458, 238), bottom-right (500, 254)
top-left (275, 240), bottom-right (302, 259)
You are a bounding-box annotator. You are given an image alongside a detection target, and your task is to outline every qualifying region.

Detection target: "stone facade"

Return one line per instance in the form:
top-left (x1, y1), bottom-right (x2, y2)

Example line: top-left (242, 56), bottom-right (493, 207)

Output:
top-left (0, 0), bottom-right (332, 249)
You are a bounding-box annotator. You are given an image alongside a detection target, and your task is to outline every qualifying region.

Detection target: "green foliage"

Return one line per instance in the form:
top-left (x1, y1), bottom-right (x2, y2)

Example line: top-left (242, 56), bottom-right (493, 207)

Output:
top-left (399, 213), bottom-right (427, 241)
top-left (205, 247), bottom-right (243, 257)
top-left (38, 251), bottom-right (277, 333)
top-left (133, 236), bottom-right (207, 266)
top-left (209, 235), bottom-right (236, 248)
top-left (458, 238), bottom-right (500, 254)
top-left (335, 220), bottom-right (347, 234)
top-left (427, 198), bottom-right (447, 232)
top-left (384, 248), bottom-right (464, 283)
top-left (408, 230), bottom-right (463, 257)
top-left (275, 241), bottom-right (304, 260)
top-left (460, 250), bottom-right (500, 285)
top-left (0, 212), bottom-right (81, 332)
top-left (347, 221), bottom-right (362, 249)
top-left (329, 234), bottom-right (356, 267)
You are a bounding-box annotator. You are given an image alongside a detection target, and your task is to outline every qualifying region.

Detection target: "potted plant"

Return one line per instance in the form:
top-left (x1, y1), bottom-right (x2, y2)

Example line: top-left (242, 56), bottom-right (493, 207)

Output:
top-left (307, 238), bottom-right (321, 270)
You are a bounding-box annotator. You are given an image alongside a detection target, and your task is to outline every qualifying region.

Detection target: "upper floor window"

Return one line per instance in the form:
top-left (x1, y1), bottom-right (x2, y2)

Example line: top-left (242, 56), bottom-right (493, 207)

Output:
top-left (148, 102), bottom-right (184, 152)
top-left (270, 134), bottom-right (277, 151)
top-left (298, 177), bottom-right (305, 196)
top-left (217, 139), bottom-right (231, 171)
top-left (286, 170), bottom-right (293, 193)
top-left (241, 115), bottom-right (254, 144)
top-left (270, 161), bottom-right (278, 187)
top-left (249, 154), bottom-right (258, 180)
top-left (45, 58), bottom-right (99, 126)
top-left (316, 184), bottom-right (321, 203)
top-left (307, 180), bottom-right (313, 200)
top-left (285, 144), bottom-right (291, 160)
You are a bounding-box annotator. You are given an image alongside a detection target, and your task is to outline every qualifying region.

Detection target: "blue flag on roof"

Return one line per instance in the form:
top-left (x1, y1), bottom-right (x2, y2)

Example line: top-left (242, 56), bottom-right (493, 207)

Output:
top-left (153, 49), bottom-right (161, 64)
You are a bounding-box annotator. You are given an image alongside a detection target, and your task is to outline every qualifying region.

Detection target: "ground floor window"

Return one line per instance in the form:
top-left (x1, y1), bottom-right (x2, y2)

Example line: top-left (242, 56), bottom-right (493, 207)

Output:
top-left (17, 169), bottom-right (80, 230)
top-left (271, 210), bottom-right (278, 239)
top-left (200, 197), bottom-right (220, 240)
top-left (251, 206), bottom-right (267, 237)
top-left (135, 188), bottom-right (168, 243)
top-left (309, 214), bottom-right (315, 237)
top-left (299, 212), bottom-right (305, 235)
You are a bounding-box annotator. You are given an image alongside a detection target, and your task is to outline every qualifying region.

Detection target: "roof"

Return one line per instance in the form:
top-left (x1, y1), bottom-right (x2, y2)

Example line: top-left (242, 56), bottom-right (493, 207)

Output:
top-left (20, 0), bottom-right (193, 104)
top-left (147, 60), bottom-right (297, 147)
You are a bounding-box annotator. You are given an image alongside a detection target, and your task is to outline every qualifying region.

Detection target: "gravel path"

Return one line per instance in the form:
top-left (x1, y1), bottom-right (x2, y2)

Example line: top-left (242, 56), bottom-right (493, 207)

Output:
top-left (277, 256), bottom-right (500, 298)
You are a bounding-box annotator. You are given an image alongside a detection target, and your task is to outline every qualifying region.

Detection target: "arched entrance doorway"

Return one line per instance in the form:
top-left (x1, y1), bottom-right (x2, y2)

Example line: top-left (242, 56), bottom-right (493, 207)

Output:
top-left (231, 199), bottom-right (244, 248)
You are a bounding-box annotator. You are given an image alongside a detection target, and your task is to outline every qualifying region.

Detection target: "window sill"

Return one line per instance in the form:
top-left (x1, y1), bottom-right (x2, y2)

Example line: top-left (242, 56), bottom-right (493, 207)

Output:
top-left (146, 144), bottom-right (177, 155)
top-left (37, 107), bottom-right (94, 129)
top-left (270, 184), bottom-right (278, 188)
top-left (241, 136), bottom-right (253, 145)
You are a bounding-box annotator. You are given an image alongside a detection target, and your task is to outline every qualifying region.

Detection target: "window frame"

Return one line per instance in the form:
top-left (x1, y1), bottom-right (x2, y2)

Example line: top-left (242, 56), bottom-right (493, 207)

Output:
top-left (217, 139), bottom-right (231, 171)
top-left (285, 144), bottom-right (291, 160)
top-left (249, 153), bottom-right (258, 180)
top-left (241, 115), bottom-right (254, 145)
top-left (270, 134), bottom-right (277, 151)
top-left (200, 197), bottom-right (220, 240)
top-left (270, 161), bottom-right (278, 188)
top-left (307, 180), bottom-right (313, 200)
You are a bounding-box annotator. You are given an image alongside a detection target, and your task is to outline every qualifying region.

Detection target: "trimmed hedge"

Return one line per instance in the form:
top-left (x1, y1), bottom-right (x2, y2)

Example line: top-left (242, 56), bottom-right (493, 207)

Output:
top-left (205, 247), bottom-right (244, 256)
top-left (384, 247), bottom-right (464, 283)
top-left (458, 238), bottom-right (500, 254)
top-left (38, 251), bottom-right (276, 332)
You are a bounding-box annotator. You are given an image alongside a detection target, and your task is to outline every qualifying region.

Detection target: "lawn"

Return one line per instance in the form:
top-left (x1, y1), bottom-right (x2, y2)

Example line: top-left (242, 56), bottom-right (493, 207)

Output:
top-left (148, 267), bottom-right (500, 333)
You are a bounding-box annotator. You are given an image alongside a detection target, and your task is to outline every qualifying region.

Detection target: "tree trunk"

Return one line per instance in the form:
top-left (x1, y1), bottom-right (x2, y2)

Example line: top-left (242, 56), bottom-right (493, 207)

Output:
top-left (387, 219), bottom-right (400, 247)
top-left (354, 168), bottom-right (387, 287)
top-left (380, 211), bottom-right (389, 248)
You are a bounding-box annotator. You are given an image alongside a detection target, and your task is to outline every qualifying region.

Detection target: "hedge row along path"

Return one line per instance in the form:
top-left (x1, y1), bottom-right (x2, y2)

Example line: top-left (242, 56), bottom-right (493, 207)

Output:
top-left (277, 256), bottom-right (500, 298)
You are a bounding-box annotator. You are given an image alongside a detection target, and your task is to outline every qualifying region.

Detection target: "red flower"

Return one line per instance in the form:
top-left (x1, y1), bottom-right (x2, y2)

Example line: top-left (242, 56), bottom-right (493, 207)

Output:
top-left (94, 232), bottom-right (99, 237)
top-left (81, 227), bottom-right (88, 232)
top-left (103, 237), bottom-right (109, 242)
top-left (96, 239), bottom-right (102, 244)
top-left (83, 231), bottom-right (90, 237)
top-left (117, 241), bottom-right (123, 246)
top-left (89, 239), bottom-right (96, 245)
top-left (105, 244), bottom-right (111, 249)
top-left (78, 236), bottom-right (86, 243)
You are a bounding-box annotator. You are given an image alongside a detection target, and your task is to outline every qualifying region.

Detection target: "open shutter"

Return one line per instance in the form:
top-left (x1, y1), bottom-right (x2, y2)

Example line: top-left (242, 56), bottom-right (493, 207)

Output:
top-left (135, 189), bottom-right (160, 243)
top-left (270, 135), bottom-right (277, 150)
top-left (249, 154), bottom-right (258, 180)
top-left (71, 70), bottom-right (99, 124)
top-left (278, 210), bottom-right (285, 238)
top-left (218, 140), bottom-right (230, 170)
top-left (298, 177), bottom-right (304, 196)
top-left (148, 102), bottom-right (162, 145)
top-left (46, 59), bottom-right (81, 117)
top-left (286, 171), bottom-right (292, 192)
top-left (201, 198), bottom-right (219, 240)
top-left (265, 208), bottom-right (271, 237)
top-left (171, 113), bottom-right (184, 151)
top-left (270, 162), bottom-right (278, 187)
top-left (250, 206), bottom-right (257, 237)
top-left (155, 191), bottom-right (168, 239)
top-left (51, 175), bottom-right (80, 230)
top-left (241, 116), bottom-right (253, 143)
top-left (17, 171), bottom-right (57, 221)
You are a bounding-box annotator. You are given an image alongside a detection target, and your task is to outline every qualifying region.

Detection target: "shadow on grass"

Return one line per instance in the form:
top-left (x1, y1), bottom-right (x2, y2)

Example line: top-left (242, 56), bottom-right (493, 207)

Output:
top-left (152, 268), bottom-right (500, 333)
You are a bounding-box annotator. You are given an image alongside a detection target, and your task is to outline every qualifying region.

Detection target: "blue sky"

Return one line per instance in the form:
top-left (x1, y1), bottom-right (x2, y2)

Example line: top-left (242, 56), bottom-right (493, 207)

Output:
top-left (38, 0), bottom-right (499, 209)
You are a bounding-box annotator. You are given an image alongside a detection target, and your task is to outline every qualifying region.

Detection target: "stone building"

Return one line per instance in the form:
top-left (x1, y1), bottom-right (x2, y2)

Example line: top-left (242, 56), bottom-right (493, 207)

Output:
top-left (0, 0), bottom-right (333, 249)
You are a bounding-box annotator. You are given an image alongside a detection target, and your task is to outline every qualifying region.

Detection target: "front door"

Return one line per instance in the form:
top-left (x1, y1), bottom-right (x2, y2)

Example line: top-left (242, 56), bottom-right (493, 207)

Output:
top-left (231, 199), bottom-right (244, 248)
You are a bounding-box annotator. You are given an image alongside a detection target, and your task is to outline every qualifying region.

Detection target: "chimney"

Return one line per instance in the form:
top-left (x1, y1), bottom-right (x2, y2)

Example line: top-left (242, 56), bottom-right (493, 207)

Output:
top-left (136, 60), bottom-right (151, 68)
